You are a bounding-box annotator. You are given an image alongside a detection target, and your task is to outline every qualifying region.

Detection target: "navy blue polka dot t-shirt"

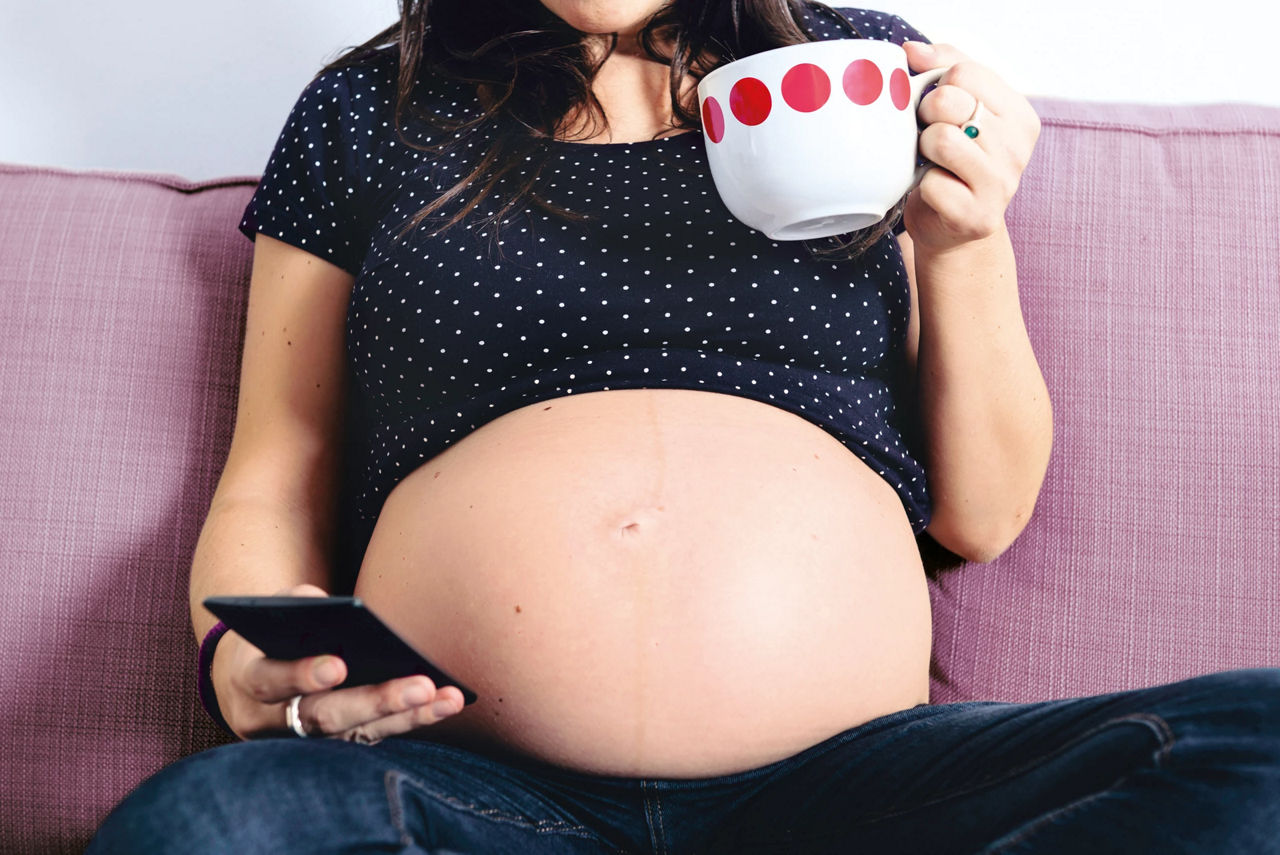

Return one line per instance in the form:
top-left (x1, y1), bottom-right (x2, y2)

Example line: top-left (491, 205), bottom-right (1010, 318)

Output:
top-left (238, 5), bottom-right (933, 575)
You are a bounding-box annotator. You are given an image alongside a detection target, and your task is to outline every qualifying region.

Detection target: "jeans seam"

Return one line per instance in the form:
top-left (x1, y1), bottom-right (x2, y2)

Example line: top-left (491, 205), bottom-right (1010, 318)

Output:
top-left (856, 712), bottom-right (1177, 825)
top-left (642, 781), bottom-right (668, 855)
top-left (386, 771), bottom-right (414, 847)
top-left (386, 769), bottom-right (606, 842)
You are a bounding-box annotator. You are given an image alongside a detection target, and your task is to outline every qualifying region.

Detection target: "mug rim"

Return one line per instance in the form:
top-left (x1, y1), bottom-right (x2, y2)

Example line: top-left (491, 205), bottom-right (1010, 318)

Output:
top-left (699, 38), bottom-right (907, 93)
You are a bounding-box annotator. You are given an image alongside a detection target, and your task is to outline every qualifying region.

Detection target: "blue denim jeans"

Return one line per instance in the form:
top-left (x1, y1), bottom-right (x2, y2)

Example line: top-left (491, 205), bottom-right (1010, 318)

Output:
top-left (89, 667), bottom-right (1280, 854)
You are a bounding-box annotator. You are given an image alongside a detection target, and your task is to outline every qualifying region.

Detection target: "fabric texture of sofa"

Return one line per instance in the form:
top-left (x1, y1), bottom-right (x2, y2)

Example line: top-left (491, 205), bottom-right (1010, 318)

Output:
top-left (2, 96), bottom-right (1278, 853)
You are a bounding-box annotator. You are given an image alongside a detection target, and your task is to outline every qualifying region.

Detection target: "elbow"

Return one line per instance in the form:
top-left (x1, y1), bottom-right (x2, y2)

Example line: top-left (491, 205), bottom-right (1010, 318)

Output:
top-left (943, 531), bottom-right (1008, 565)
top-left (970, 512), bottom-right (1032, 563)
top-left (957, 532), bottom-right (1016, 565)
top-left (926, 502), bottom-right (1035, 565)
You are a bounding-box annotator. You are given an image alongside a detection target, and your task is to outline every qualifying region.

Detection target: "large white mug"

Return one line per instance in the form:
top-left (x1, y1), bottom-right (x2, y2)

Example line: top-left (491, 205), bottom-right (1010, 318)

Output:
top-left (697, 39), bottom-right (948, 241)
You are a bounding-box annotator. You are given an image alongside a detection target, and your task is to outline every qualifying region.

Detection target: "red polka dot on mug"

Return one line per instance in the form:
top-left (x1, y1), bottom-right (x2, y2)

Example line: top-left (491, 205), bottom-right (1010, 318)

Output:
top-left (702, 97), bottom-right (725, 143)
top-left (781, 63), bottom-right (831, 113)
top-left (890, 68), bottom-right (910, 111)
top-left (729, 77), bottom-right (772, 126)
top-left (843, 59), bottom-right (883, 106)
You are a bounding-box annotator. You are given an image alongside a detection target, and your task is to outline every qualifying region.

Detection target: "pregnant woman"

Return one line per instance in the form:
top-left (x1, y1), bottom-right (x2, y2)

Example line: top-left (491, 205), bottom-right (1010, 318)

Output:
top-left (89, 1), bottom-right (1280, 852)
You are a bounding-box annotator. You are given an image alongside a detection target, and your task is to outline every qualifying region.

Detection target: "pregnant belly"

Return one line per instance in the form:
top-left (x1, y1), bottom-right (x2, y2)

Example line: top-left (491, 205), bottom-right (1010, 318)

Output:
top-left (352, 388), bottom-right (931, 777)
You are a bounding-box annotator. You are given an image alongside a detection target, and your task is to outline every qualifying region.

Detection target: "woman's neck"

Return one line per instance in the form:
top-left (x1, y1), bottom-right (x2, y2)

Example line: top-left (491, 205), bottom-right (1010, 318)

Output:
top-left (558, 43), bottom-right (696, 144)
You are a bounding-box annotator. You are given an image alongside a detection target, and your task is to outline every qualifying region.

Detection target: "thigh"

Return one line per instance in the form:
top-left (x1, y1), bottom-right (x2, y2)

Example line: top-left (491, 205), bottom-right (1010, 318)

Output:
top-left (709, 668), bottom-right (1280, 855)
top-left (87, 736), bottom-right (627, 855)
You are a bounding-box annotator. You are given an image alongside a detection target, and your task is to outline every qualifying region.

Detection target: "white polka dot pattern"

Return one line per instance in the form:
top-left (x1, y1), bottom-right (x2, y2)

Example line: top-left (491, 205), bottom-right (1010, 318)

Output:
top-left (239, 6), bottom-right (932, 550)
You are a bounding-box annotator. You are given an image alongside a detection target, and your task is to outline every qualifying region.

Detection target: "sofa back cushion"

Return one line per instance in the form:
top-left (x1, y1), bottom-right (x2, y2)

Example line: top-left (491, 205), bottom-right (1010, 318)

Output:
top-left (0, 164), bottom-right (253, 854)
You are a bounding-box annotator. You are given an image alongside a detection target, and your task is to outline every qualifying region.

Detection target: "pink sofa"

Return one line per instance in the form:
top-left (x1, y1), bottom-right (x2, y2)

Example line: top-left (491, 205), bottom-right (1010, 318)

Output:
top-left (2, 97), bottom-right (1278, 853)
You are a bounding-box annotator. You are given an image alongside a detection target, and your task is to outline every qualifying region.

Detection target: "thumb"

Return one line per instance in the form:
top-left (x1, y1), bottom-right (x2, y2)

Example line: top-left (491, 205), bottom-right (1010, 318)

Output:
top-left (903, 40), bottom-right (968, 73)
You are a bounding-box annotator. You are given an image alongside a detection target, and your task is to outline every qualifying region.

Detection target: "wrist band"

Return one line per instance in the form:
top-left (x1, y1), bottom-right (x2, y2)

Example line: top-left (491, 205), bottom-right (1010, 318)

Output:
top-left (197, 620), bottom-right (236, 736)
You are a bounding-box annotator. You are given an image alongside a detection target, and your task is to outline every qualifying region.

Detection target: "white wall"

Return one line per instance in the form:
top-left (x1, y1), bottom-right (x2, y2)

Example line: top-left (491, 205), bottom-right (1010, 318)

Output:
top-left (0, 0), bottom-right (394, 179)
top-left (2, 0), bottom-right (1276, 180)
top-left (888, 0), bottom-right (1278, 108)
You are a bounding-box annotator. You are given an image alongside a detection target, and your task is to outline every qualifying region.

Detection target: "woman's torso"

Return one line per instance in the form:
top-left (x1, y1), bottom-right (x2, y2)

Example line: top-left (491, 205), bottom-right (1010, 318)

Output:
top-left (337, 13), bottom-right (933, 777)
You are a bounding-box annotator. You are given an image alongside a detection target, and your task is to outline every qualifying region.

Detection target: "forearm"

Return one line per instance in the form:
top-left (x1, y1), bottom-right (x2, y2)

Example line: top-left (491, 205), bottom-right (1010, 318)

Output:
top-left (914, 225), bottom-right (1052, 561)
top-left (189, 494), bottom-right (335, 642)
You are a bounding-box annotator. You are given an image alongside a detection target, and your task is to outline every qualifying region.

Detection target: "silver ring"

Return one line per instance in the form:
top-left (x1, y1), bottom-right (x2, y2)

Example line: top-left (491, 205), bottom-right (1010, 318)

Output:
top-left (961, 99), bottom-right (985, 139)
top-left (286, 694), bottom-right (309, 738)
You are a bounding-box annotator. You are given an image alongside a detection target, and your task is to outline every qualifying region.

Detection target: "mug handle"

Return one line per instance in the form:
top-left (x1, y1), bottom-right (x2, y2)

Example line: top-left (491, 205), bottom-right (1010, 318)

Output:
top-left (909, 65), bottom-right (952, 189)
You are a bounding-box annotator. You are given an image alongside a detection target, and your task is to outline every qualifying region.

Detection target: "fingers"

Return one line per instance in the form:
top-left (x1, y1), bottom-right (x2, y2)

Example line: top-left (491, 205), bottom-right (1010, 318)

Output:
top-left (230, 642), bottom-right (464, 739)
top-left (927, 56), bottom-right (1041, 155)
top-left (904, 41), bottom-right (996, 122)
top-left (907, 42), bottom-right (1030, 124)
top-left (916, 88), bottom-right (1031, 205)
top-left (917, 82), bottom-right (982, 130)
top-left (293, 678), bottom-right (465, 740)
top-left (239, 651), bottom-right (348, 705)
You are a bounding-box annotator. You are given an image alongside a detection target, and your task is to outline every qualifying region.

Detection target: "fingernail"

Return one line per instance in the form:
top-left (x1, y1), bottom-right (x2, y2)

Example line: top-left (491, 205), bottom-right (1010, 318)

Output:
top-left (431, 698), bottom-right (459, 717)
top-left (906, 40), bottom-right (935, 54)
top-left (312, 656), bottom-right (341, 685)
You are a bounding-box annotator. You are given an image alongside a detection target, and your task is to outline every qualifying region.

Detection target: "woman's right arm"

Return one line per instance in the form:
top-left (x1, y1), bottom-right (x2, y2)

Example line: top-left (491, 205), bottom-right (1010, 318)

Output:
top-left (192, 234), bottom-right (463, 740)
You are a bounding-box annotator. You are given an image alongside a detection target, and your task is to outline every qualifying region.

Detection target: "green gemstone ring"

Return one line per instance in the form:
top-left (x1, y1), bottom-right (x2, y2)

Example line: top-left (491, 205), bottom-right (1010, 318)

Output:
top-left (961, 99), bottom-right (985, 141)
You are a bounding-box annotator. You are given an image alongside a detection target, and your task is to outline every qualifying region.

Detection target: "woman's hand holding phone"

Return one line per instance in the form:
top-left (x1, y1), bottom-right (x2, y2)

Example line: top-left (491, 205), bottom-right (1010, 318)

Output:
top-left (210, 583), bottom-right (465, 742)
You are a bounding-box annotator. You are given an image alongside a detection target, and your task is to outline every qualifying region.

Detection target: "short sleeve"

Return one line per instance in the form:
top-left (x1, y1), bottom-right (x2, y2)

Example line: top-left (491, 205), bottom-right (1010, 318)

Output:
top-left (238, 66), bottom-right (371, 276)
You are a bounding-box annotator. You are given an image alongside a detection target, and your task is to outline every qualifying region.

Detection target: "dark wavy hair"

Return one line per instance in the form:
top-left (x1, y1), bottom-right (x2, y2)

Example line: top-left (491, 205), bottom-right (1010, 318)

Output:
top-left (321, 0), bottom-right (903, 259)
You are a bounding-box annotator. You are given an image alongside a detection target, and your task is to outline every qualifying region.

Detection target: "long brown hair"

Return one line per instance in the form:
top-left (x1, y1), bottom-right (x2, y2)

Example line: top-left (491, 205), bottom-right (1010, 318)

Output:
top-left (322, 0), bottom-right (902, 259)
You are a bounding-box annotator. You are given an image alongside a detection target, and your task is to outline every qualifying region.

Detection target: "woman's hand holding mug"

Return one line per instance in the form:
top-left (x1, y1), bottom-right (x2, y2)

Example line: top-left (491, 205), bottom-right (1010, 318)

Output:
top-left (903, 41), bottom-right (1042, 251)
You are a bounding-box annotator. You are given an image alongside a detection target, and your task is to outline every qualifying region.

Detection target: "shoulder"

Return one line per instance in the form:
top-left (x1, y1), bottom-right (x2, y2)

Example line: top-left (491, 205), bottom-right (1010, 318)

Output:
top-left (797, 4), bottom-right (930, 45)
top-left (304, 47), bottom-right (398, 105)
top-left (300, 46), bottom-right (477, 145)
top-left (372, 45), bottom-right (479, 114)
top-left (285, 53), bottom-right (389, 132)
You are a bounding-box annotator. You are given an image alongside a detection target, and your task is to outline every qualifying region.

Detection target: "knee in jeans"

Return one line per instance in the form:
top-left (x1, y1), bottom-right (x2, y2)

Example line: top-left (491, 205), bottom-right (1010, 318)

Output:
top-left (1199, 668), bottom-right (1280, 741)
top-left (91, 741), bottom-right (327, 850)
top-left (1239, 667), bottom-right (1280, 716)
top-left (90, 747), bottom-right (236, 850)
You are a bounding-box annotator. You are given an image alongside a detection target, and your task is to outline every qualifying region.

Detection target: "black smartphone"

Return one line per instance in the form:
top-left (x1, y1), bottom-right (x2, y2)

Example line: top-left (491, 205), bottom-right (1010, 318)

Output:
top-left (203, 595), bottom-right (477, 705)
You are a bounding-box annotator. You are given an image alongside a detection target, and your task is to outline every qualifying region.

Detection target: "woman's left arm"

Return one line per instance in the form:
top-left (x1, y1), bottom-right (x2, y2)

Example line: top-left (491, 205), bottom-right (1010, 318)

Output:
top-left (898, 41), bottom-right (1052, 564)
